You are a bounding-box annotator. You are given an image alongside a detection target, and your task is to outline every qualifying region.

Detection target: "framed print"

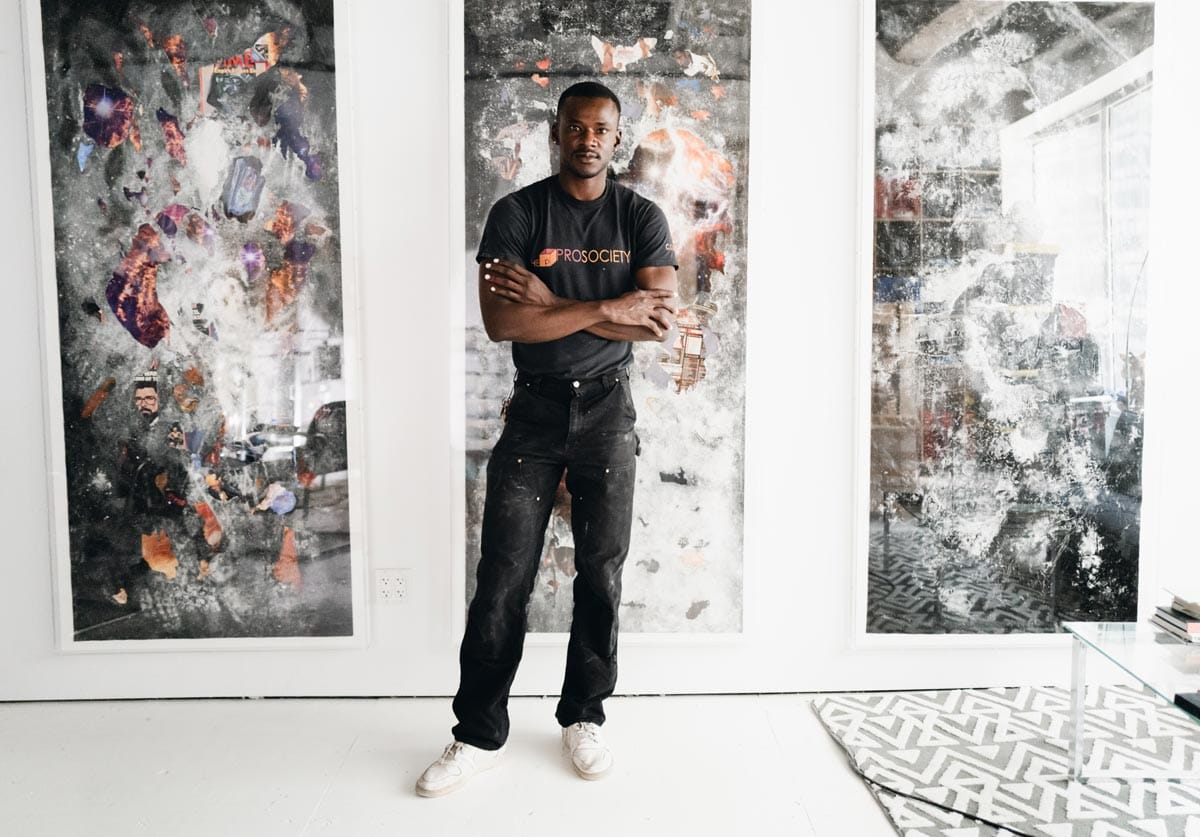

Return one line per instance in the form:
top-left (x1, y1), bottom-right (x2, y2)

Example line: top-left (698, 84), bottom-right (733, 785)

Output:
top-left (451, 0), bottom-right (752, 636)
top-left (855, 1), bottom-right (1154, 639)
top-left (23, 0), bottom-right (368, 650)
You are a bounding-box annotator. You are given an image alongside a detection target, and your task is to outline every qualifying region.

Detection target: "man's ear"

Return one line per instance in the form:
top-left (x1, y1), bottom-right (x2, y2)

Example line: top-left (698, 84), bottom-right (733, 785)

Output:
top-left (614, 127), bottom-right (622, 149)
top-left (550, 120), bottom-right (559, 145)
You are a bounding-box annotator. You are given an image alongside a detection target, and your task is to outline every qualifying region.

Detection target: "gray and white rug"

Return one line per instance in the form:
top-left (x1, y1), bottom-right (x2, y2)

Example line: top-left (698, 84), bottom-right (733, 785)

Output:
top-left (813, 686), bottom-right (1200, 836)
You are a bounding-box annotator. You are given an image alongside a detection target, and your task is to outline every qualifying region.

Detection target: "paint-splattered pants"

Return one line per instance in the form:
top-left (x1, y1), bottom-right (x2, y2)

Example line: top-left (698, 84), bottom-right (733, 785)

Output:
top-left (452, 369), bottom-right (638, 751)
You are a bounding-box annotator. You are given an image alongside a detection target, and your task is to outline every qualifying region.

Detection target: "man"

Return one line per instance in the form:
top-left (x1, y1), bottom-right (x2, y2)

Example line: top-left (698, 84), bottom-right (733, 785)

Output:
top-left (417, 81), bottom-right (678, 797)
top-left (111, 373), bottom-right (169, 604)
top-left (116, 372), bottom-right (164, 513)
top-left (133, 376), bottom-right (161, 425)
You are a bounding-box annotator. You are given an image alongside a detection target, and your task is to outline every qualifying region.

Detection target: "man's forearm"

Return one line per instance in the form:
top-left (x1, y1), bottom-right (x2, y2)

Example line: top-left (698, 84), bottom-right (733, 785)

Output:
top-left (485, 298), bottom-right (609, 343)
top-left (584, 323), bottom-right (671, 342)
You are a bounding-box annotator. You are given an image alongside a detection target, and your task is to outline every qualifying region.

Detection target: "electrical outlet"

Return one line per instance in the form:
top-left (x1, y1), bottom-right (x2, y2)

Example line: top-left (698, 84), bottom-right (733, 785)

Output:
top-left (374, 569), bottom-right (409, 603)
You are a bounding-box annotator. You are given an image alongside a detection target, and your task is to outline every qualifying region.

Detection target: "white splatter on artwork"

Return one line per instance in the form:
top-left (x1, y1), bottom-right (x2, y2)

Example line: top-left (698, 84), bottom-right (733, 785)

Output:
top-left (867, 1), bottom-right (1153, 633)
top-left (463, 1), bottom-right (750, 632)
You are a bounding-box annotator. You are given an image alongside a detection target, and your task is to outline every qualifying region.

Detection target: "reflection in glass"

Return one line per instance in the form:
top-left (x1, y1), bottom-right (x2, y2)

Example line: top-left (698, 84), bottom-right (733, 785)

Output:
top-left (867, 1), bottom-right (1154, 634)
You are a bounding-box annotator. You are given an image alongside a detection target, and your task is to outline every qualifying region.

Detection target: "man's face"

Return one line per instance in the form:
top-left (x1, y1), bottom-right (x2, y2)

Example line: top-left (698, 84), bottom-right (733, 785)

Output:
top-left (134, 386), bottom-right (159, 418)
top-left (552, 96), bottom-right (621, 181)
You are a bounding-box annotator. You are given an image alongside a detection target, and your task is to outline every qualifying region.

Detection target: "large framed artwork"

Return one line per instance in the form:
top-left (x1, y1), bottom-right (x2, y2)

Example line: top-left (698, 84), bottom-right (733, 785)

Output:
top-left (452, 1), bottom-right (751, 634)
top-left (23, 0), bottom-right (367, 649)
top-left (856, 1), bottom-right (1154, 636)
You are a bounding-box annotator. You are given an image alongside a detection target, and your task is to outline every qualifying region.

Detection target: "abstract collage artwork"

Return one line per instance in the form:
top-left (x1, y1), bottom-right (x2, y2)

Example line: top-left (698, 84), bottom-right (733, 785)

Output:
top-left (32, 0), bottom-right (361, 645)
top-left (462, 0), bottom-right (751, 632)
top-left (866, 1), bottom-right (1153, 633)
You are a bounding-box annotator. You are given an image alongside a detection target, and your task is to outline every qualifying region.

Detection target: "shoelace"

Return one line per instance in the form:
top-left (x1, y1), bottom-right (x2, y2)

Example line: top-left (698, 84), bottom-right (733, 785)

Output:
top-left (571, 722), bottom-right (600, 745)
top-left (439, 741), bottom-right (469, 764)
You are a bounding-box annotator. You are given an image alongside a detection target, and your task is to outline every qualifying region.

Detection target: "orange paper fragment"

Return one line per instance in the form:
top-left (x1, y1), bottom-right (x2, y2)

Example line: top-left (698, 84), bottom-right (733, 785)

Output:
top-left (531, 74), bottom-right (549, 88)
top-left (163, 34), bottom-right (188, 82)
top-left (194, 502), bottom-right (223, 550)
top-left (265, 201), bottom-right (302, 244)
top-left (142, 530), bottom-right (178, 579)
top-left (173, 383), bottom-right (199, 412)
top-left (266, 263), bottom-right (302, 321)
top-left (82, 376), bottom-right (117, 418)
top-left (273, 527), bottom-right (302, 589)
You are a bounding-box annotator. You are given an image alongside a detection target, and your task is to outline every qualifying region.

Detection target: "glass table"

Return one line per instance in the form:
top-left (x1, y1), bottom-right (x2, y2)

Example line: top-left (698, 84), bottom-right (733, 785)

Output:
top-left (1063, 621), bottom-right (1200, 781)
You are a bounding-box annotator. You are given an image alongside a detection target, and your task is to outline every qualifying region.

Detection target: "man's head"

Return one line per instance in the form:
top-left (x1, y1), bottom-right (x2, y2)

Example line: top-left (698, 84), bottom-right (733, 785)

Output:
top-left (133, 384), bottom-right (159, 419)
top-left (552, 81), bottom-right (622, 181)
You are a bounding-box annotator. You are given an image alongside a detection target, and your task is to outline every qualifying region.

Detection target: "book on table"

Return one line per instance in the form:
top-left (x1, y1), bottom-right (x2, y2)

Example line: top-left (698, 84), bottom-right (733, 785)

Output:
top-left (1150, 613), bottom-right (1200, 643)
top-left (1155, 605), bottom-right (1200, 635)
top-left (1165, 590), bottom-right (1200, 620)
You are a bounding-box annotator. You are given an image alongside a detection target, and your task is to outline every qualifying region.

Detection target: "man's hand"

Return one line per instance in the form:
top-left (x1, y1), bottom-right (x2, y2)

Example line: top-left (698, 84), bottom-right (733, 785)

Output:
top-left (600, 289), bottom-right (677, 339)
top-left (482, 258), bottom-right (558, 306)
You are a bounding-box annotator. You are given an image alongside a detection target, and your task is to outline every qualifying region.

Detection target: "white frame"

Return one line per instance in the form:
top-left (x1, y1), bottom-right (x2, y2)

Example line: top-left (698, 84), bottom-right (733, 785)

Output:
top-left (850, 1), bottom-right (1156, 650)
top-left (447, 0), bottom-right (748, 649)
top-left (21, 0), bottom-right (371, 653)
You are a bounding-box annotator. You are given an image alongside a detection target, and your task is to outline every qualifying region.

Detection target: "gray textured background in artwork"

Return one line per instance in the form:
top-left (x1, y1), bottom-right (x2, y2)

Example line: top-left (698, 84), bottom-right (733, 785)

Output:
top-left (40, 0), bottom-right (353, 640)
top-left (867, 1), bottom-right (1153, 633)
top-left (463, 0), bottom-right (751, 632)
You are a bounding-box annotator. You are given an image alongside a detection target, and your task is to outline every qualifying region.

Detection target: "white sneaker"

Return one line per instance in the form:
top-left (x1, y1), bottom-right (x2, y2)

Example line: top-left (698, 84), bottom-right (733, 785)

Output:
top-left (415, 741), bottom-right (505, 798)
top-left (561, 721), bottom-right (613, 780)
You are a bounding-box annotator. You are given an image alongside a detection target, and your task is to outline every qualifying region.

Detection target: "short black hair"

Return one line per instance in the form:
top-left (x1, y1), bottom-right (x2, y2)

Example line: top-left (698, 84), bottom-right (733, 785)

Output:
top-left (557, 81), bottom-right (621, 118)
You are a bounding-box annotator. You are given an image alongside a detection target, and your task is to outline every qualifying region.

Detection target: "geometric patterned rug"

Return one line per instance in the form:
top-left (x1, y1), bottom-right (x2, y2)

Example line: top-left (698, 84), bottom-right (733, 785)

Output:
top-left (813, 686), bottom-right (1200, 836)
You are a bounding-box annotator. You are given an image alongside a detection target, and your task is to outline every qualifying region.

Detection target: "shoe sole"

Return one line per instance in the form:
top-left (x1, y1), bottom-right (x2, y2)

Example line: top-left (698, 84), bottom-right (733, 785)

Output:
top-left (415, 779), bottom-right (469, 798)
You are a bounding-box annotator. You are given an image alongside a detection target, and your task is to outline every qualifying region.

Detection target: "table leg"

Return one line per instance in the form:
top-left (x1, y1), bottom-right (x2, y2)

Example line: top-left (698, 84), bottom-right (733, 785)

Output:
top-left (1069, 635), bottom-right (1087, 780)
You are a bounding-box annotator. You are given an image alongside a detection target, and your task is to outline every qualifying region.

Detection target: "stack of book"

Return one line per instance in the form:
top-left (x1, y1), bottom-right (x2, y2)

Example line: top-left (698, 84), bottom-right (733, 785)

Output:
top-left (1150, 593), bottom-right (1200, 643)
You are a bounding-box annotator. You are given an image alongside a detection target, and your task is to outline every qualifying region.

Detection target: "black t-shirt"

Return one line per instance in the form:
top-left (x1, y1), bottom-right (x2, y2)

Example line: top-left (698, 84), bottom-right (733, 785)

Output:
top-left (476, 175), bottom-right (677, 378)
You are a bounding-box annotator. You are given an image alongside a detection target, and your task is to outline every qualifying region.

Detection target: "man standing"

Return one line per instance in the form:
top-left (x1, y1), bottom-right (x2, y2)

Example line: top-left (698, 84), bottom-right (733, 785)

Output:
top-left (417, 82), bottom-right (678, 797)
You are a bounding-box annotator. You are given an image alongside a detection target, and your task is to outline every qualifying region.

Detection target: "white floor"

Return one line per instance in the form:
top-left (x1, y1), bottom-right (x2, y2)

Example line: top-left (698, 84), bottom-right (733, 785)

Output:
top-left (0, 693), bottom-right (893, 836)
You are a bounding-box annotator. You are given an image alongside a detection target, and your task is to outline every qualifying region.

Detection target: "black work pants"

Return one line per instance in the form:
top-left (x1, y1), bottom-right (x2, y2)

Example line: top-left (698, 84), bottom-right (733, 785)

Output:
top-left (452, 370), bottom-right (638, 751)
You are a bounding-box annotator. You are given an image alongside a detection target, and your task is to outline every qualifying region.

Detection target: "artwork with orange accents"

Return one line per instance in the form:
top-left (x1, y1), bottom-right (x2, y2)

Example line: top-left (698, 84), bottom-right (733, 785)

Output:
top-left (462, 0), bottom-right (750, 633)
top-left (31, 0), bottom-right (363, 646)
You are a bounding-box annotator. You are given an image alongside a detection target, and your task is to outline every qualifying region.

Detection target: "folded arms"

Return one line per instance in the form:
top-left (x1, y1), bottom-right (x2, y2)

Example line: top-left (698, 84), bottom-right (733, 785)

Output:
top-left (478, 258), bottom-right (678, 344)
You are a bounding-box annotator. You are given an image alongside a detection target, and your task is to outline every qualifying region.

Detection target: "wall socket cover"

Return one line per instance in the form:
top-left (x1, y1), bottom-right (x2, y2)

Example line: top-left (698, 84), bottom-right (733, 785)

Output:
top-left (374, 569), bottom-right (409, 602)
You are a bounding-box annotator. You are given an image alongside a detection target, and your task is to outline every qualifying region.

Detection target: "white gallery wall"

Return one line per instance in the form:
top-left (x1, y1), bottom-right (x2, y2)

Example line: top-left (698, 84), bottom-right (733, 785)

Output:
top-left (1, 0), bottom-right (1195, 700)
